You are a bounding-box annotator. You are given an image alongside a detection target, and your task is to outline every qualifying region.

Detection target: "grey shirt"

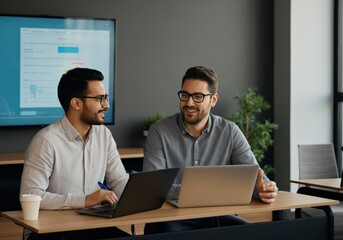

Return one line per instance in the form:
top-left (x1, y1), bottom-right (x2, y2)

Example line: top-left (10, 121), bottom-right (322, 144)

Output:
top-left (20, 115), bottom-right (129, 210)
top-left (143, 113), bottom-right (267, 199)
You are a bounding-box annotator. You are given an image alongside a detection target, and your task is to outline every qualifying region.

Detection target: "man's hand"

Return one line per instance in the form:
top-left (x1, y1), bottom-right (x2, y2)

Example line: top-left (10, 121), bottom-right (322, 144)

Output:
top-left (255, 168), bottom-right (278, 203)
top-left (85, 189), bottom-right (118, 208)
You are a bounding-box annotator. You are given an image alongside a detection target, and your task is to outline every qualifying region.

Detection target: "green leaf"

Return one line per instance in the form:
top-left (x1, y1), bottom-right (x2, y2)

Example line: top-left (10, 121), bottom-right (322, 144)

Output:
top-left (143, 113), bottom-right (166, 130)
top-left (228, 88), bottom-right (278, 176)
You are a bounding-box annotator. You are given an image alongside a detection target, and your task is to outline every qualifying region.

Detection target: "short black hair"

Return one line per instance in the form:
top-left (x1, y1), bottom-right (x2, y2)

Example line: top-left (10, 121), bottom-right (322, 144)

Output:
top-left (57, 68), bottom-right (104, 112)
top-left (181, 66), bottom-right (218, 93)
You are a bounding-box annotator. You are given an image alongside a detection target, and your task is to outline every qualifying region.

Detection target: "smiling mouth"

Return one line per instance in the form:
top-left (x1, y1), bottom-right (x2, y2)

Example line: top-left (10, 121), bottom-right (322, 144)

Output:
top-left (184, 107), bottom-right (197, 113)
top-left (98, 110), bottom-right (106, 117)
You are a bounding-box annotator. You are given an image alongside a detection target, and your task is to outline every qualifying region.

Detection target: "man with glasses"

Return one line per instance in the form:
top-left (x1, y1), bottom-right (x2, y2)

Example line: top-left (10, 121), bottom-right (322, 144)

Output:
top-left (143, 66), bottom-right (278, 234)
top-left (20, 68), bottom-right (130, 239)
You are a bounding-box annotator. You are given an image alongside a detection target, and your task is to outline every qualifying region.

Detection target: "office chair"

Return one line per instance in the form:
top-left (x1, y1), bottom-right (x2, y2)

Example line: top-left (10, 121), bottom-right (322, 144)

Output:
top-left (298, 144), bottom-right (343, 240)
top-left (299, 144), bottom-right (339, 179)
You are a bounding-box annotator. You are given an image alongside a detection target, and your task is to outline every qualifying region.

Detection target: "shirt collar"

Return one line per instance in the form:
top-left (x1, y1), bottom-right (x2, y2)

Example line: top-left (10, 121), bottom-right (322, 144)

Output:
top-left (177, 113), bottom-right (212, 136)
top-left (60, 115), bottom-right (92, 141)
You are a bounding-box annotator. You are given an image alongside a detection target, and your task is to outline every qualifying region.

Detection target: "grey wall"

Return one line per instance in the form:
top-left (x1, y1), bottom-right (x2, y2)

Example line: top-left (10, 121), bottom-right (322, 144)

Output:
top-left (0, 0), bottom-right (274, 151)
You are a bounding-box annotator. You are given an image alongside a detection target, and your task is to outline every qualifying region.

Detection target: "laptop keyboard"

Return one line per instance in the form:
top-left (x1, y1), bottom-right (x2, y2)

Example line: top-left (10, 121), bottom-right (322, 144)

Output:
top-left (88, 204), bottom-right (117, 213)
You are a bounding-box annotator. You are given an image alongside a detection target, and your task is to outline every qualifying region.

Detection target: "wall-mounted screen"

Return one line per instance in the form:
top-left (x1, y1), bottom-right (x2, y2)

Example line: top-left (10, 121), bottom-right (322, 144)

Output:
top-left (0, 15), bottom-right (116, 126)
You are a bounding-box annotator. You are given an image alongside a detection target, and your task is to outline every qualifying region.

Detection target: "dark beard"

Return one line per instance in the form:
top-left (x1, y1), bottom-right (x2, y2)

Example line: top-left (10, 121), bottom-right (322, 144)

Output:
top-left (80, 109), bottom-right (105, 126)
top-left (181, 106), bottom-right (202, 125)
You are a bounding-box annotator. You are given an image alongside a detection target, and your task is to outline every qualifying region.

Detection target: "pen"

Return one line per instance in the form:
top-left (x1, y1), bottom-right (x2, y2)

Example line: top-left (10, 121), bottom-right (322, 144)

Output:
top-left (98, 181), bottom-right (109, 190)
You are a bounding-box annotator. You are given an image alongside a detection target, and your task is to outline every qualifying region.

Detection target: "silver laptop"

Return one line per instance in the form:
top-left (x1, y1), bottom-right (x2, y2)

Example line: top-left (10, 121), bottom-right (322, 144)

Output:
top-left (168, 164), bottom-right (259, 208)
top-left (77, 168), bottom-right (179, 218)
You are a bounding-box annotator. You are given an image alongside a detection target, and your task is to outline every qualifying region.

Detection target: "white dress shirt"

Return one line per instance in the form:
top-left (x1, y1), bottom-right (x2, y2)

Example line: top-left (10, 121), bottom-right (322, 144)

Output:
top-left (20, 115), bottom-right (129, 209)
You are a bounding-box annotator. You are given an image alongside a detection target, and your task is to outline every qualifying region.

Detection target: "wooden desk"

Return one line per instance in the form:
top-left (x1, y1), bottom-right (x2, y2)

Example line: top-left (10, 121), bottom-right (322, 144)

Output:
top-left (291, 178), bottom-right (343, 203)
top-left (0, 148), bottom-right (144, 165)
top-left (118, 148), bottom-right (144, 159)
top-left (0, 152), bottom-right (25, 165)
top-left (291, 178), bottom-right (343, 191)
top-left (1, 191), bottom-right (339, 239)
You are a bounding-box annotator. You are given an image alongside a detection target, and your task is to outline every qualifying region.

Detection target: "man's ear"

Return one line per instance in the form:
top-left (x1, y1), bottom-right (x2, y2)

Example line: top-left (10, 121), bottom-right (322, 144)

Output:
top-left (211, 92), bottom-right (218, 107)
top-left (70, 98), bottom-right (81, 110)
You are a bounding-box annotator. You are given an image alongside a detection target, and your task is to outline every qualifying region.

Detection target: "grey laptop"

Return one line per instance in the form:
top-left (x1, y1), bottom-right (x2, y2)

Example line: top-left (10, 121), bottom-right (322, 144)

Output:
top-left (77, 168), bottom-right (179, 218)
top-left (168, 164), bottom-right (259, 208)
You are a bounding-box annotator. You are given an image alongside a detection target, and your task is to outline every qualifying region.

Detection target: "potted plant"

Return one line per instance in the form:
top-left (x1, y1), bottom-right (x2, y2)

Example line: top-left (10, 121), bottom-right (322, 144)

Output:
top-left (143, 113), bottom-right (166, 137)
top-left (228, 88), bottom-right (278, 176)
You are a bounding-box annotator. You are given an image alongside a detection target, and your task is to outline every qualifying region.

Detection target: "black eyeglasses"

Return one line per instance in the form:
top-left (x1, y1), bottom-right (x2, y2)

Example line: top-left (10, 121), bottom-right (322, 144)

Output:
top-left (177, 91), bottom-right (213, 103)
top-left (77, 94), bottom-right (109, 106)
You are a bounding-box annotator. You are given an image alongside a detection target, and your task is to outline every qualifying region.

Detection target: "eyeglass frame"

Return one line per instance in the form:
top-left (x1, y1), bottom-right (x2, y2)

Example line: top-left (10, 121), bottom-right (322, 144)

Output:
top-left (177, 90), bottom-right (213, 103)
top-left (76, 94), bottom-right (109, 106)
